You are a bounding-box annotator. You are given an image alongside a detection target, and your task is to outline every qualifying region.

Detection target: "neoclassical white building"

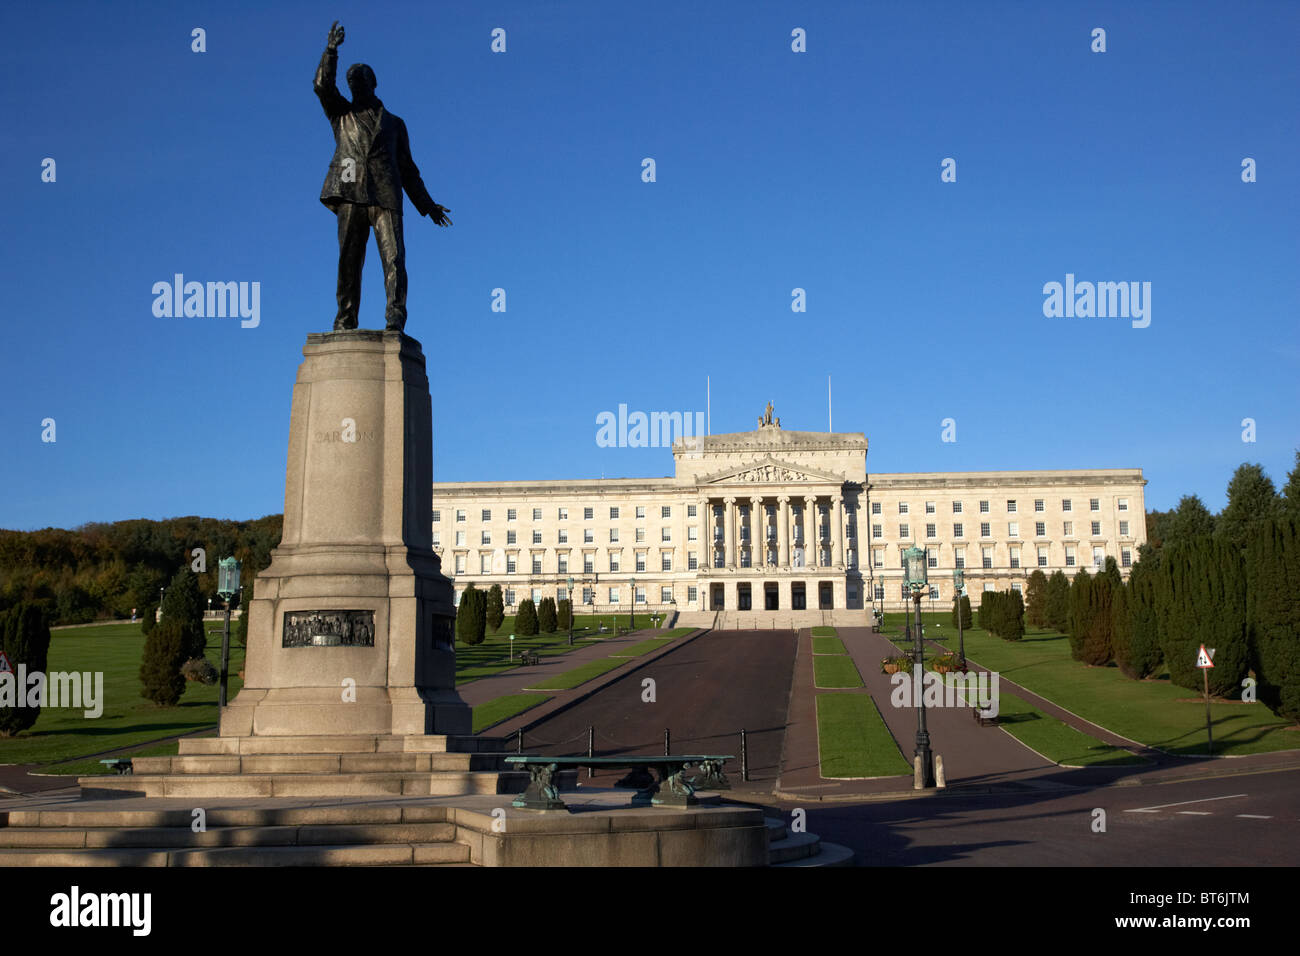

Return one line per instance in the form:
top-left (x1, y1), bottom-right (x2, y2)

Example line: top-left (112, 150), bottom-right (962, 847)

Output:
top-left (431, 410), bottom-right (1147, 628)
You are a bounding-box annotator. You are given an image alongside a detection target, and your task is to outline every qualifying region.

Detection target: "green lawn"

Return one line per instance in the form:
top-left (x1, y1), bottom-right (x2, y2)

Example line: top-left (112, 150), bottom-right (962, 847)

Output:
top-left (454, 614), bottom-right (666, 684)
top-left (811, 626), bottom-right (838, 637)
top-left (990, 687), bottom-right (1149, 768)
top-left (472, 693), bottom-right (552, 733)
top-left (812, 636), bottom-right (847, 655)
top-left (0, 622), bottom-right (244, 768)
top-left (610, 638), bottom-right (676, 658)
top-left (816, 694), bottom-right (911, 778)
top-left (522, 657), bottom-right (628, 691)
top-left (812, 655), bottom-right (864, 689)
top-left (930, 625), bottom-right (1299, 757)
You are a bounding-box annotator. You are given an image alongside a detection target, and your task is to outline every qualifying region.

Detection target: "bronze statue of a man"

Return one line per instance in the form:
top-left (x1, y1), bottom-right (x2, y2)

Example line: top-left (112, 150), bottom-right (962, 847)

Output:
top-left (314, 21), bottom-right (451, 332)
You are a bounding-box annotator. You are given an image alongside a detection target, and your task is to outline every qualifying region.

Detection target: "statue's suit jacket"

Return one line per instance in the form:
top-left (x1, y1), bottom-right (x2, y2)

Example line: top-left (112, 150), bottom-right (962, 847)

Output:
top-left (314, 48), bottom-right (437, 217)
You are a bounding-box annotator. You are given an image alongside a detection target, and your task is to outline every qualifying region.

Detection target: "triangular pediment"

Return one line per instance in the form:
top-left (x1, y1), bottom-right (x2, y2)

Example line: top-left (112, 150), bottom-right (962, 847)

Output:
top-left (698, 456), bottom-right (846, 486)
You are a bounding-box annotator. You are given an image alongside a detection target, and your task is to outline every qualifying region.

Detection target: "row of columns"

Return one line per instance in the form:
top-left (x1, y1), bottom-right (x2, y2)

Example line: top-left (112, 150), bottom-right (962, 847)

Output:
top-left (701, 491), bottom-right (846, 569)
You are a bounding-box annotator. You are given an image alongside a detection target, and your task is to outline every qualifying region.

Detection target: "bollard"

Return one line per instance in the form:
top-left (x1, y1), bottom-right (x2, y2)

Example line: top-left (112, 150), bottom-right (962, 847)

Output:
top-left (913, 755), bottom-right (924, 790)
top-left (587, 725), bottom-right (594, 778)
top-left (664, 727), bottom-right (670, 756)
top-left (935, 754), bottom-right (946, 789)
top-left (517, 729), bottom-right (524, 754)
top-left (741, 728), bottom-right (749, 782)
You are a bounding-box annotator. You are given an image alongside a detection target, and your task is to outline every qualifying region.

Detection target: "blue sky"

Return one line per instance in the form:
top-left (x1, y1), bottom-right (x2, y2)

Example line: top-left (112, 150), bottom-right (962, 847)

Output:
top-left (2, 0), bottom-right (1297, 530)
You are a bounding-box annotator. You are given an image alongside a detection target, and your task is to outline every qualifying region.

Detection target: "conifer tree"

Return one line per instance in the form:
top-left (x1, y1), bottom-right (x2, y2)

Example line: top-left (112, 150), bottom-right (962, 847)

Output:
top-left (0, 603), bottom-right (51, 736)
top-left (516, 598), bottom-right (538, 636)
top-left (486, 583), bottom-right (505, 634)
top-left (1246, 519), bottom-right (1300, 721)
top-left (1045, 570), bottom-right (1070, 631)
top-left (1025, 569), bottom-right (1048, 627)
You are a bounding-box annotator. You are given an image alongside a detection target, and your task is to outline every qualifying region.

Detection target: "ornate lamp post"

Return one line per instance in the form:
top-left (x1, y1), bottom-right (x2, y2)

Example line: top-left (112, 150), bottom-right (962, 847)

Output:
top-left (216, 557), bottom-right (242, 709)
top-left (952, 567), bottom-right (966, 670)
top-left (567, 575), bottom-right (575, 646)
top-left (902, 545), bottom-right (935, 788)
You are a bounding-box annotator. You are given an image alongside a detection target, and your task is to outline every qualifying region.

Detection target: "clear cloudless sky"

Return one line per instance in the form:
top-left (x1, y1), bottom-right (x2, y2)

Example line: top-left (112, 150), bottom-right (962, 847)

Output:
top-left (1, 0), bottom-right (1297, 531)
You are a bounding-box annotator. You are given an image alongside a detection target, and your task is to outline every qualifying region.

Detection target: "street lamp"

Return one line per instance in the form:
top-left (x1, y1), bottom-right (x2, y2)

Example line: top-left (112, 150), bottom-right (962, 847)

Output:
top-left (952, 567), bottom-right (966, 670)
top-left (567, 575), bottom-right (575, 646)
top-left (216, 557), bottom-right (241, 709)
top-left (902, 545), bottom-right (934, 789)
top-left (629, 577), bottom-right (636, 632)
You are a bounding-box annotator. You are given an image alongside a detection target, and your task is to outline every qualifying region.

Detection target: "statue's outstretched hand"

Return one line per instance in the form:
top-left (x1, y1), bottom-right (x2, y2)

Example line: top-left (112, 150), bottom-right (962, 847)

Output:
top-left (326, 21), bottom-right (345, 50)
top-left (430, 203), bottom-right (452, 227)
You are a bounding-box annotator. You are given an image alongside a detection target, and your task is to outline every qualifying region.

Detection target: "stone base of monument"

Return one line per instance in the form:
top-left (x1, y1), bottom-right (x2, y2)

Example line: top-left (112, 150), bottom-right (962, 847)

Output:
top-left (74, 734), bottom-right (567, 799)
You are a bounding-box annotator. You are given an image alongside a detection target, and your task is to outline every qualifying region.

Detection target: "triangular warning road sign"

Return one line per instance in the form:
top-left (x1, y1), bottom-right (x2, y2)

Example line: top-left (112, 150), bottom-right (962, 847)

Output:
top-left (1196, 645), bottom-right (1215, 669)
top-left (0, 650), bottom-right (12, 674)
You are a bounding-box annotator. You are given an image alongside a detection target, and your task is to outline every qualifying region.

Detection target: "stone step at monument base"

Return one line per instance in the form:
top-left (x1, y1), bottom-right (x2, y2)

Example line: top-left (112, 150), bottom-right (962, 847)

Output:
top-left (0, 803), bottom-right (472, 867)
top-left (178, 734), bottom-right (506, 756)
top-left (131, 751), bottom-right (506, 775)
top-left (762, 815), bottom-right (855, 867)
top-left (77, 768), bottom-right (567, 800)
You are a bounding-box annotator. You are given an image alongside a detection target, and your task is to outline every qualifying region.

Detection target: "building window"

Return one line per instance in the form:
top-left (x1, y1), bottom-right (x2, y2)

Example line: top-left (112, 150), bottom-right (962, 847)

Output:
top-left (1062, 499), bottom-right (1072, 512)
top-left (1091, 521), bottom-right (1101, 536)
top-left (1007, 500), bottom-right (1017, 513)
top-left (481, 531), bottom-right (491, 545)
top-left (873, 524), bottom-right (883, 539)
top-left (1034, 499), bottom-right (1044, 513)
top-left (1008, 522), bottom-right (1019, 538)
top-left (636, 553), bottom-right (646, 573)
top-left (557, 555), bottom-right (568, 573)
top-left (507, 530), bottom-right (517, 545)
top-left (432, 532), bottom-right (441, 547)
top-left (1038, 547), bottom-right (1048, 567)
top-left (582, 587), bottom-right (594, 605)
top-left (979, 500), bottom-right (990, 513)
top-left (481, 554), bottom-right (491, 574)
top-left (636, 506), bottom-right (646, 519)
top-left (1065, 546), bottom-right (1076, 567)
top-left (531, 557), bottom-right (543, 574)
top-left (926, 523), bottom-right (937, 538)
top-left (1121, 548), bottom-right (1132, 567)
top-left (506, 555), bottom-right (516, 574)
top-left (898, 502), bottom-right (909, 515)
top-left (871, 501), bottom-right (882, 514)
top-left (1063, 521), bottom-right (1073, 537)
top-left (688, 552), bottom-right (698, 570)
top-left (1118, 498), bottom-right (1129, 512)
top-left (927, 550), bottom-right (938, 569)
top-left (481, 509), bottom-right (491, 521)
top-left (454, 555), bottom-right (465, 574)
top-left (1011, 582), bottom-right (1022, 594)
top-left (1033, 521), bottom-right (1044, 537)
top-left (875, 584), bottom-right (885, 601)
top-left (952, 501), bottom-right (963, 514)
top-left (507, 508), bottom-right (516, 521)
top-left (714, 551), bottom-right (725, 569)
top-left (873, 549), bottom-right (884, 568)
top-left (636, 528), bottom-right (646, 543)
top-left (1090, 498), bottom-right (1100, 512)
top-left (688, 526), bottom-right (698, 541)
top-left (661, 554), bottom-right (671, 572)
top-left (662, 528), bottom-right (672, 542)
top-left (1119, 520), bottom-right (1129, 536)
top-left (661, 505), bottom-right (671, 518)
top-left (583, 506), bottom-right (593, 520)
top-left (455, 531), bottom-right (466, 546)
top-left (955, 548), bottom-right (965, 569)
top-left (687, 586), bottom-right (698, 603)
top-left (558, 530), bottom-right (569, 544)
top-left (505, 588), bottom-right (515, 605)
top-left (953, 522), bottom-right (964, 538)
top-left (531, 588), bottom-right (542, 603)
top-left (687, 504), bottom-right (697, 517)
top-left (456, 509), bottom-right (466, 522)
top-left (432, 510), bottom-right (441, 522)
top-left (982, 547), bottom-right (993, 569)
top-left (557, 507), bottom-right (568, 520)
top-left (636, 587), bottom-right (647, 605)
top-left (610, 506), bottom-right (619, 519)
top-left (1010, 547), bottom-right (1020, 569)
top-left (661, 586), bottom-right (672, 603)
top-left (584, 528), bottom-right (594, 543)
top-left (532, 530), bottom-right (542, 545)
top-left (898, 524), bottom-right (910, 539)
top-left (609, 588), bottom-right (620, 604)
top-left (925, 501), bottom-right (936, 514)
top-left (1093, 547), bottom-right (1105, 569)
top-left (980, 522), bottom-right (991, 538)
top-left (583, 556), bottom-right (594, 573)
top-left (610, 529), bottom-right (619, 542)
top-left (610, 554), bottom-right (621, 572)
top-left (740, 550), bottom-right (751, 569)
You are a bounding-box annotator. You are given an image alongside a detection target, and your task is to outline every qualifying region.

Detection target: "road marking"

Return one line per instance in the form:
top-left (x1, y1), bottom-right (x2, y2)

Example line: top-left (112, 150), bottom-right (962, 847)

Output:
top-left (1124, 793), bottom-right (1247, 813)
top-left (1236, 814), bottom-right (1272, 819)
top-left (1177, 811), bottom-right (1212, 815)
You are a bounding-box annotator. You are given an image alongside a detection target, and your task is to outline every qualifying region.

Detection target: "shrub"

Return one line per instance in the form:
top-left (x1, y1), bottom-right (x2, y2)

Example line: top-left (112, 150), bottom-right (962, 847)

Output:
top-left (1156, 537), bottom-right (1248, 696)
top-left (538, 597), bottom-right (557, 633)
top-left (140, 601), bottom-right (158, 637)
top-left (516, 599), bottom-right (539, 636)
top-left (158, 567), bottom-right (206, 661)
top-left (557, 598), bottom-right (572, 632)
top-left (1067, 570), bottom-right (1092, 659)
top-left (181, 657), bottom-right (218, 684)
top-left (951, 595), bottom-right (972, 630)
top-left (486, 584), bottom-right (505, 633)
top-left (1025, 570), bottom-right (1048, 627)
top-left (1246, 519), bottom-right (1300, 721)
top-left (0, 602), bottom-right (52, 736)
top-left (1115, 561), bottom-right (1162, 679)
top-left (1004, 589), bottom-right (1025, 642)
top-left (140, 617), bottom-right (189, 706)
top-left (456, 585), bottom-right (487, 646)
top-left (1045, 570), bottom-right (1070, 631)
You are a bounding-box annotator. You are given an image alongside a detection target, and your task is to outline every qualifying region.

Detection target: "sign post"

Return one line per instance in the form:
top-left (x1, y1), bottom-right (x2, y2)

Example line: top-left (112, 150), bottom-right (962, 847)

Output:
top-left (1196, 644), bottom-right (1215, 756)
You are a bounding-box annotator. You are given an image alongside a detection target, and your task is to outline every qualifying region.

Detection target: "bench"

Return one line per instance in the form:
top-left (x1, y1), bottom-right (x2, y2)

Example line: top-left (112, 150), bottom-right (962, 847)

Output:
top-left (503, 755), bottom-right (733, 811)
top-left (519, 649), bottom-right (540, 666)
top-left (972, 705), bottom-right (996, 727)
top-left (99, 758), bottom-right (133, 775)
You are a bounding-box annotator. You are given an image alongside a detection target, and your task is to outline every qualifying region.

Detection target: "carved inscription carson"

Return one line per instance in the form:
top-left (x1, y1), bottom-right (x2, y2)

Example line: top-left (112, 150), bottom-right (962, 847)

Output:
top-left (282, 609), bottom-right (376, 647)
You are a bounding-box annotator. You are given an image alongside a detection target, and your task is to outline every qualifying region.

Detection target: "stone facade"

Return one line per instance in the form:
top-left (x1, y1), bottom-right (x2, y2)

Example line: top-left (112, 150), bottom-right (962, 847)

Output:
top-left (431, 416), bottom-right (1146, 623)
